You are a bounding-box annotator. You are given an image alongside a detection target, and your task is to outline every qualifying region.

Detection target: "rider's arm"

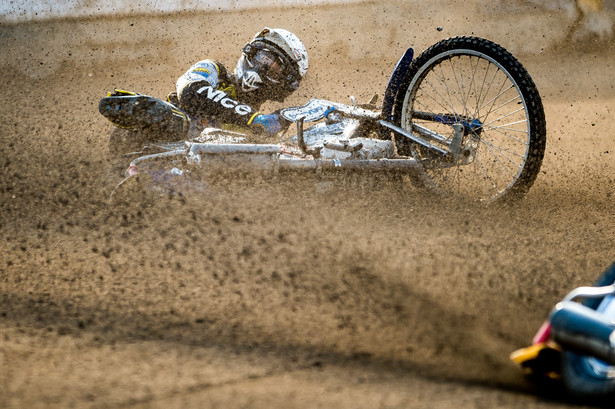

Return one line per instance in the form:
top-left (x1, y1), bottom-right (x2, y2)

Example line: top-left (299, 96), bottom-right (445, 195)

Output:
top-left (177, 60), bottom-right (287, 135)
top-left (249, 112), bottom-right (289, 135)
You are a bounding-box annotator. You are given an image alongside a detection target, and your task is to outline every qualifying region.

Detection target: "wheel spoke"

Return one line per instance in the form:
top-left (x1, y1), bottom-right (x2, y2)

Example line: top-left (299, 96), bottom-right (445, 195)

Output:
top-left (417, 75), bottom-right (461, 119)
top-left (480, 137), bottom-right (525, 173)
top-left (472, 59), bottom-right (498, 119)
top-left (481, 107), bottom-right (526, 129)
top-left (483, 120), bottom-right (529, 145)
top-left (474, 154), bottom-right (503, 196)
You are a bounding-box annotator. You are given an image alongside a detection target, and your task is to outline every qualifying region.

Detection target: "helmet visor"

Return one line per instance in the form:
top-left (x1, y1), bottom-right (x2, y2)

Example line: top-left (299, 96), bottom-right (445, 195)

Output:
top-left (244, 45), bottom-right (288, 84)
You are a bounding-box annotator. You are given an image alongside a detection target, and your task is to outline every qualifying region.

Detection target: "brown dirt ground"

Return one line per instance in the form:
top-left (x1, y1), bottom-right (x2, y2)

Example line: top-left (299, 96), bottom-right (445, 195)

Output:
top-left (1, 1), bottom-right (615, 408)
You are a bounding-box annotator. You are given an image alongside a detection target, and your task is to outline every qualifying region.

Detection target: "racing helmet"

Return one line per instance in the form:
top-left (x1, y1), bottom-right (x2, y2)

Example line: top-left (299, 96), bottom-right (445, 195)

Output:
top-left (235, 28), bottom-right (308, 101)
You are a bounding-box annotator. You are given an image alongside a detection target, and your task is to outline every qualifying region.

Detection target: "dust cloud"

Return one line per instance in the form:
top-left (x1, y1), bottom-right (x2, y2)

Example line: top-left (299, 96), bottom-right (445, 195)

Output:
top-left (1, 1), bottom-right (615, 408)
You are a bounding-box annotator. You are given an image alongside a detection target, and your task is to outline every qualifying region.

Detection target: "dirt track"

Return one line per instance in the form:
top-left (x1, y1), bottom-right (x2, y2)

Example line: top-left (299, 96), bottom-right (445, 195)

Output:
top-left (1, 1), bottom-right (615, 408)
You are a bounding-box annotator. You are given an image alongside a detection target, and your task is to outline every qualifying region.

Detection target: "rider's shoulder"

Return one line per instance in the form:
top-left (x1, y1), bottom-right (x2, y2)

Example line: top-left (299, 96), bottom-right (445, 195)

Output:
top-left (187, 59), bottom-right (225, 76)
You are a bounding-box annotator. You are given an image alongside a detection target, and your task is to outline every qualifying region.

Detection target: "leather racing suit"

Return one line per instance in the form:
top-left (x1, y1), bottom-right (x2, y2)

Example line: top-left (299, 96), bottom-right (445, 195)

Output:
top-left (176, 59), bottom-right (267, 133)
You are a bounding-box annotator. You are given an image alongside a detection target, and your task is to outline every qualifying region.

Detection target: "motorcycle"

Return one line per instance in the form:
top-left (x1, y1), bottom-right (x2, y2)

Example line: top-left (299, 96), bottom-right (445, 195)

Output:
top-left (511, 261), bottom-right (615, 400)
top-left (99, 36), bottom-right (547, 203)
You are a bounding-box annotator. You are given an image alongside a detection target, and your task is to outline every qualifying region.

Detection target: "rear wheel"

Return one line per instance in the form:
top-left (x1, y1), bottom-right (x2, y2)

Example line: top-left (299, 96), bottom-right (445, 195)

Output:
top-left (393, 36), bottom-right (546, 203)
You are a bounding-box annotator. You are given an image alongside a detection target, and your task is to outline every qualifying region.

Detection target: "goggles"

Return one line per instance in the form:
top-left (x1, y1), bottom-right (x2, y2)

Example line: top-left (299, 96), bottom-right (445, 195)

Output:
top-left (243, 43), bottom-right (290, 84)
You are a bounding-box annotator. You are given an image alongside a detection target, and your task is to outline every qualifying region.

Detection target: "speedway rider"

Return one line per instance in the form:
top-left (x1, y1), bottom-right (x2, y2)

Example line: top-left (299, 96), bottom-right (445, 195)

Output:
top-left (175, 27), bottom-right (309, 137)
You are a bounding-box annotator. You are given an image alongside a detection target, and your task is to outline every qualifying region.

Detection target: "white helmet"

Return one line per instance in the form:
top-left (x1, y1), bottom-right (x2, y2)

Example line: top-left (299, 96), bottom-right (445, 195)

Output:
top-left (235, 28), bottom-right (309, 100)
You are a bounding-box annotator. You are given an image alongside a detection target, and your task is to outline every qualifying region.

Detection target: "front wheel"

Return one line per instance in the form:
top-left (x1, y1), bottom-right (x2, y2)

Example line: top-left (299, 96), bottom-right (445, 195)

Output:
top-left (560, 262), bottom-right (615, 399)
top-left (393, 36), bottom-right (546, 203)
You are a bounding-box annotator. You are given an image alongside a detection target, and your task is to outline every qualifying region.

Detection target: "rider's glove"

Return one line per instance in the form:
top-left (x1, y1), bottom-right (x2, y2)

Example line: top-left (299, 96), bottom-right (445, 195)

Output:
top-left (250, 112), bottom-right (289, 136)
top-left (324, 106), bottom-right (336, 118)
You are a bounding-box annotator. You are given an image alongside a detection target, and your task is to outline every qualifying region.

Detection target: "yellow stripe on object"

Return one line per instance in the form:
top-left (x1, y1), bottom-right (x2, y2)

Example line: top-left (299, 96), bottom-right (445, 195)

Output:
top-left (113, 89), bottom-right (138, 96)
top-left (510, 343), bottom-right (550, 364)
top-left (171, 109), bottom-right (189, 129)
top-left (247, 112), bottom-right (261, 125)
top-left (212, 61), bottom-right (220, 75)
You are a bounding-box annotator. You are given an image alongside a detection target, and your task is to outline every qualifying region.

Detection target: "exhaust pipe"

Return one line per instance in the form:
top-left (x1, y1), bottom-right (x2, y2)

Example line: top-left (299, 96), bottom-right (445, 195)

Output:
top-left (550, 301), bottom-right (615, 364)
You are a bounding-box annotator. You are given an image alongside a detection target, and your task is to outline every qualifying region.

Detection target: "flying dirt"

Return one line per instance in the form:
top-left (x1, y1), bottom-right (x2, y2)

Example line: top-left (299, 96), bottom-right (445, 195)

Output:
top-left (1, 1), bottom-right (615, 408)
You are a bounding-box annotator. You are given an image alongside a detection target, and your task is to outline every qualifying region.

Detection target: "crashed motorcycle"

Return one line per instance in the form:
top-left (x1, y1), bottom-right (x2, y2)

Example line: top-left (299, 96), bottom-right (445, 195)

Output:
top-left (99, 36), bottom-right (546, 203)
top-left (511, 261), bottom-right (615, 400)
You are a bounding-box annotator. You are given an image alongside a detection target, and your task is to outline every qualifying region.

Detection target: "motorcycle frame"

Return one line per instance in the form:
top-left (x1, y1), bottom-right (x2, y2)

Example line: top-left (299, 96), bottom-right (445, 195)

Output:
top-left (120, 46), bottom-right (489, 180)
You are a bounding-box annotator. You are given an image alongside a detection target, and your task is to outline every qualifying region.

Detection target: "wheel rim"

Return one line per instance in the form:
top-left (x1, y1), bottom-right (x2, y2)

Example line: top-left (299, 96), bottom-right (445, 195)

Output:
top-left (400, 49), bottom-right (532, 202)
